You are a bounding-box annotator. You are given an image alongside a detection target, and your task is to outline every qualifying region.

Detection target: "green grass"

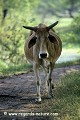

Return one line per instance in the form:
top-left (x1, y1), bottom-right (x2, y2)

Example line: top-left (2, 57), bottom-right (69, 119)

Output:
top-left (45, 17), bottom-right (73, 28)
top-left (55, 59), bottom-right (80, 68)
top-left (58, 18), bottom-right (73, 28)
top-left (0, 63), bottom-right (32, 76)
top-left (39, 72), bottom-right (80, 120)
top-left (55, 72), bottom-right (80, 119)
top-left (0, 59), bottom-right (80, 76)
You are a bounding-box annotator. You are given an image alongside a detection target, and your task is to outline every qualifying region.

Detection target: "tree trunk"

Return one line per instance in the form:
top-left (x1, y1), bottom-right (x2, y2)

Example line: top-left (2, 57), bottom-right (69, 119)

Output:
top-left (68, 9), bottom-right (74, 18)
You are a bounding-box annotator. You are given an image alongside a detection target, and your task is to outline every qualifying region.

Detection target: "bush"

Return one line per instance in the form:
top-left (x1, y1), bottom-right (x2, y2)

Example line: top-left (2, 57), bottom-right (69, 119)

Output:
top-left (71, 15), bottom-right (80, 34)
top-left (60, 15), bottom-right (80, 48)
top-left (0, 0), bottom-right (40, 66)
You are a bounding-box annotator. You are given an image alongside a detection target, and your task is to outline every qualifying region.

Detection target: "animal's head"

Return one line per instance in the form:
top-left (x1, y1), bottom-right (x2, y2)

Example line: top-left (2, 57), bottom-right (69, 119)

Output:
top-left (23, 21), bottom-right (58, 59)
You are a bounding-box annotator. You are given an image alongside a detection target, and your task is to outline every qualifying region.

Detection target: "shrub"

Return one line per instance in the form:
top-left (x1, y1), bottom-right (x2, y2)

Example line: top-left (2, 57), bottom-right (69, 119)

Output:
top-left (60, 14), bottom-right (80, 48)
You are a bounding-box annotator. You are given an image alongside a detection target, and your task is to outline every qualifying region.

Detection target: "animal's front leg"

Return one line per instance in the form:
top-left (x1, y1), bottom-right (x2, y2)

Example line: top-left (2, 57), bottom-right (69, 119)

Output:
top-left (47, 62), bottom-right (55, 97)
top-left (33, 63), bottom-right (41, 102)
top-left (43, 66), bottom-right (49, 97)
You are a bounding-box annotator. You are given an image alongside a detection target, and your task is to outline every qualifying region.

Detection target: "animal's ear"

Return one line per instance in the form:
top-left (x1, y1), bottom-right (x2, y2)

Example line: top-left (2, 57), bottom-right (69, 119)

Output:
top-left (28, 36), bottom-right (37, 48)
top-left (48, 34), bottom-right (58, 44)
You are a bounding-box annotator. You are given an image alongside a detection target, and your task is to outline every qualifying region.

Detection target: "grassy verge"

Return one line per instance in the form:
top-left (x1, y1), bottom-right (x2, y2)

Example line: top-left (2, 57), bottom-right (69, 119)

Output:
top-left (0, 59), bottom-right (80, 76)
top-left (39, 72), bottom-right (80, 120)
top-left (55, 59), bottom-right (80, 68)
top-left (0, 63), bottom-right (32, 76)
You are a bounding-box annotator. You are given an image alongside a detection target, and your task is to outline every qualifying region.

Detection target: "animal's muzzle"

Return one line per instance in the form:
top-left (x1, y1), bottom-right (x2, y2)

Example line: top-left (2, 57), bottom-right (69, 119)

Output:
top-left (39, 53), bottom-right (47, 59)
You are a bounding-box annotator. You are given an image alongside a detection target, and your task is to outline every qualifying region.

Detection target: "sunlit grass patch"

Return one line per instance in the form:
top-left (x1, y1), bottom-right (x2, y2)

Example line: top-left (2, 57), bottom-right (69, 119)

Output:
top-left (57, 48), bottom-right (80, 63)
top-left (44, 17), bottom-right (73, 28)
top-left (55, 59), bottom-right (80, 68)
top-left (58, 17), bottom-right (73, 28)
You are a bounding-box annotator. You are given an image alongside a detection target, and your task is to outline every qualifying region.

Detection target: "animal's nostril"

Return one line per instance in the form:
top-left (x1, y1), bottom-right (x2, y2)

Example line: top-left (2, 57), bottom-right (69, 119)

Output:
top-left (40, 53), bottom-right (47, 58)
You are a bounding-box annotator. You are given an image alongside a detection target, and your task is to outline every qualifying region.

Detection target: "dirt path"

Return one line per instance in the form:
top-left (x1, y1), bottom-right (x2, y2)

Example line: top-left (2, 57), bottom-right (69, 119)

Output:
top-left (0, 65), bottom-right (80, 119)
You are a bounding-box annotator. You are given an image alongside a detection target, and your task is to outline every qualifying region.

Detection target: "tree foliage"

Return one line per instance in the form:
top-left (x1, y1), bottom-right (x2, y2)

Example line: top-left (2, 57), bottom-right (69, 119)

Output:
top-left (70, 14), bottom-right (80, 43)
top-left (0, 0), bottom-right (40, 65)
top-left (0, 0), bottom-right (80, 66)
top-left (37, 0), bottom-right (80, 18)
top-left (60, 14), bottom-right (80, 48)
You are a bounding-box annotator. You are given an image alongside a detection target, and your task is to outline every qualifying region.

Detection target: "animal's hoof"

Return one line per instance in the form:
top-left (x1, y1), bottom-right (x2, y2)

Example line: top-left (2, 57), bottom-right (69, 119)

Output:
top-left (44, 94), bottom-right (52, 99)
top-left (50, 93), bottom-right (54, 98)
top-left (43, 92), bottom-right (53, 99)
top-left (52, 83), bottom-right (54, 89)
top-left (47, 93), bottom-right (54, 99)
top-left (35, 97), bottom-right (41, 104)
top-left (44, 92), bottom-right (48, 97)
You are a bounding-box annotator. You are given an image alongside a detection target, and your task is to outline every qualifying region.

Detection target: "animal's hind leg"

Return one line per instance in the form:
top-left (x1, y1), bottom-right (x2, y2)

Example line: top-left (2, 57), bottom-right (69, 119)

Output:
top-left (33, 63), bottom-right (41, 102)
